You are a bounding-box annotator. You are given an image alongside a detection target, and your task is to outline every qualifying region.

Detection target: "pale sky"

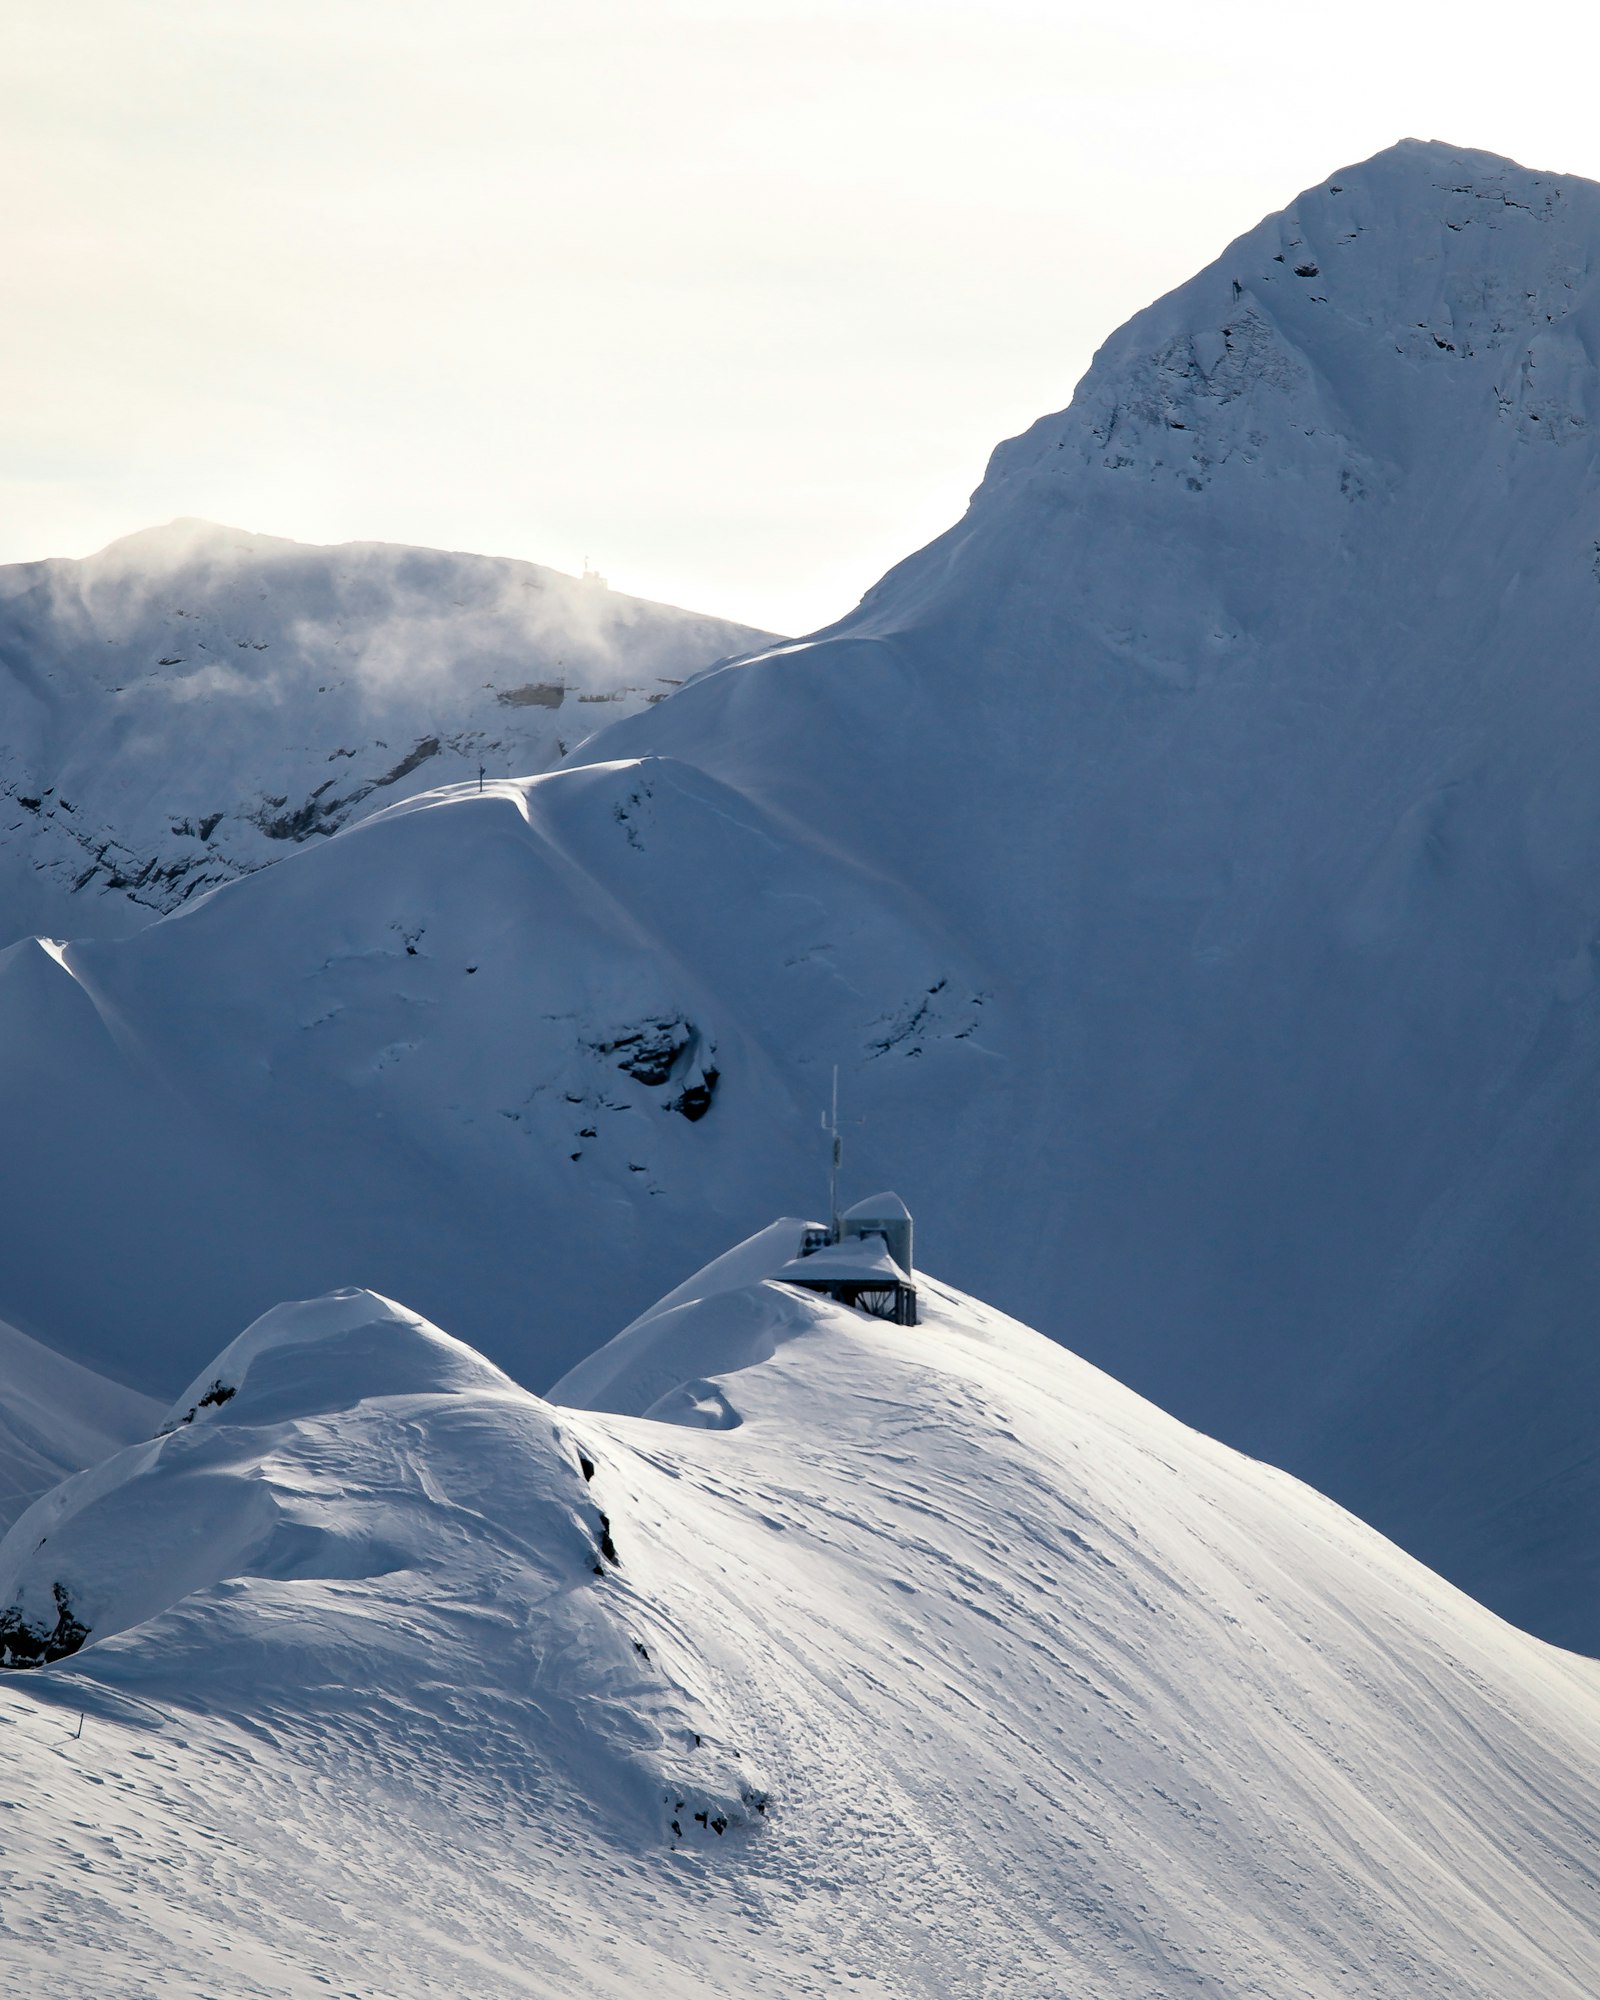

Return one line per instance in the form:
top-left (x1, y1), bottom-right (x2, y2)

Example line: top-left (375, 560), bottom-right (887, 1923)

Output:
top-left (9, 0), bottom-right (1600, 634)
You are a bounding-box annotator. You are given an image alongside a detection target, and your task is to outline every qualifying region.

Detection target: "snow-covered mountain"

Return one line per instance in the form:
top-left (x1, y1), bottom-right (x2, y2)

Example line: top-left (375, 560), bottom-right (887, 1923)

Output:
top-left (3, 139), bottom-right (1599, 1656)
top-left (1, 1246), bottom-right (1596, 1996)
top-left (0, 519), bottom-right (773, 947)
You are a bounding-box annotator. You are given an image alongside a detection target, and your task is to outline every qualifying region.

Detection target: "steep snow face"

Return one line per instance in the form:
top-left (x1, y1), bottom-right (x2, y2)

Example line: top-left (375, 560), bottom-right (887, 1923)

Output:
top-left (565, 139), bottom-right (1600, 1650)
top-left (5, 142), bottom-right (1600, 1649)
top-left (0, 764), bottom-right (979, 1399)
top-left (0, 520), bottom-right (772, 947)
top-left (0, 1317), bottom-right (160, 1536)
top-left (2, 1258), bottom-right (1597, 1996)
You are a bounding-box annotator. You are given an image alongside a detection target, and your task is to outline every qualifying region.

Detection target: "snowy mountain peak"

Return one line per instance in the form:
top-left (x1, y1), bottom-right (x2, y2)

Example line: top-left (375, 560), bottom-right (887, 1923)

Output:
top-left (552, 1218), bottom-right (821, 1425)
top-left (89, 517), bottom-right (298, 564)
top-left (0, 1290), bottom-right (537, 1664)
top-left (0, 1284), bottom-right (769, 1851)
top-left (551, 141), bottom-right (1600, 1651)
top-left (857, 139), bottom-right (1600, 639)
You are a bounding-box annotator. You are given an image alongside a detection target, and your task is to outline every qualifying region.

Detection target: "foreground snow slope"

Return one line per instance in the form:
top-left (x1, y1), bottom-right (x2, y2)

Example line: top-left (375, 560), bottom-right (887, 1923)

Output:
top-left (1, 1259), bottom-right (1596, 1997)
top-left (5, 141), bottom-right (1600, 1650)
top-left (0, 519), bottom-right (772, 947)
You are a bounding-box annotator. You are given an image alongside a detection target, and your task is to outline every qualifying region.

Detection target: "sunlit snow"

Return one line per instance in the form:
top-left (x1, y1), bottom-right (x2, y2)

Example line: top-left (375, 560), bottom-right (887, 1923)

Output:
top-left (2, 1254), bottom-right (1595, 1996)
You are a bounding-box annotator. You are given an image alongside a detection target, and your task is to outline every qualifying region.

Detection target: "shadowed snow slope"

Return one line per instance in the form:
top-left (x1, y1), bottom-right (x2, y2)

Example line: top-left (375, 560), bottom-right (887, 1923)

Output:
top-left (0, 519), bottom-right (773, 947)
top-left (4, 141), bottom-right (1600, 1650)
top-left (0, 763), bottom-right (961, 1406)
top-left (1, 1262), bottom-right (1596, 1997)
top-left (0, 1317), bottom-right (161, 1535)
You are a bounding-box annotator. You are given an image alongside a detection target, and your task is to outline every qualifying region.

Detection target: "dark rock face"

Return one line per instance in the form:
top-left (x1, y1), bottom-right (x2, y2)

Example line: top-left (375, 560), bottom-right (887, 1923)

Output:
top-left (251, 739), bottom-right (443, 842)
top-left (0, 1581), bottom-right (89, 1669)
top-left (156, 1378), bottom-right (237, 1437)
top-left (593, 1018), bottom-right (696, 1088)
top-left (671, 1067), bottom-right (720, 1122)
top-left (589, 1018), bottom-right (720, 1120)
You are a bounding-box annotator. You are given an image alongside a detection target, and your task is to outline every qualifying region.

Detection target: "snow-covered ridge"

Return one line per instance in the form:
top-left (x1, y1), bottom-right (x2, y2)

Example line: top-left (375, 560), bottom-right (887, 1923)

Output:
top-left (0, 752), bottom-right (975, 1400)
top-left (0, 519), bottom-right (775, 948)
top-left (0, 1245), bottom-right (1596, 1995)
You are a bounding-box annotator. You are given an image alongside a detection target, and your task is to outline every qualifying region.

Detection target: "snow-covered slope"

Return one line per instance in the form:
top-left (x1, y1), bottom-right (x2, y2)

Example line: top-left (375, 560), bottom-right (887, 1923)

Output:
top-left (567, 137), bottom-right (1600, 1650)
top-left (0, 1316), bottom-right (160, 1536)
top-left (4, 140), bottom-right (1600, 1652)
top-left (0, 1256), bottom-right (1595, 1997)
top-left (0, 520), bottom-right (772, 946)
top-left (0, 760), bottom-right (964, 1402)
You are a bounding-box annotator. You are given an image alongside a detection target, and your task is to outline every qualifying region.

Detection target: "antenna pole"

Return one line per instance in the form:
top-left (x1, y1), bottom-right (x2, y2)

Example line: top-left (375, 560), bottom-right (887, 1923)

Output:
top-left (828, 1065), bottom-right (841, 1238)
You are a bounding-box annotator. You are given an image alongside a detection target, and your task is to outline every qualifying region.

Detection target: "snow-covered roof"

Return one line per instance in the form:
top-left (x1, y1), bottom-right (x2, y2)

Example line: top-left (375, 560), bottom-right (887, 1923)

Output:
top-left (840, 1191), bottom-right (911, 1224)
top-left (772, 1235), bottom-right (912, 1288)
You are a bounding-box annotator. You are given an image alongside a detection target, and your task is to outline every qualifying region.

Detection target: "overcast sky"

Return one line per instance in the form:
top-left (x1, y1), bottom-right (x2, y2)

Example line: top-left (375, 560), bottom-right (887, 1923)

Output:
top-left (9, 1), bottom-right (1600, 633)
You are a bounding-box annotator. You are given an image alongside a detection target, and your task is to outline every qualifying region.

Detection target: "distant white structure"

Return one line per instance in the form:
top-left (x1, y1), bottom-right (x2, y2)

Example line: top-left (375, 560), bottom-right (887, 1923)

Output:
top-left (776, 1191), bottom-right (918, 1326)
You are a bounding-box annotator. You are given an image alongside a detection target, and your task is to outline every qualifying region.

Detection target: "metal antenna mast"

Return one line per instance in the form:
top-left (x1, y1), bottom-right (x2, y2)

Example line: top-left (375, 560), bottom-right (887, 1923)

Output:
top-left (824, 1064), bottom-right (842, 1238)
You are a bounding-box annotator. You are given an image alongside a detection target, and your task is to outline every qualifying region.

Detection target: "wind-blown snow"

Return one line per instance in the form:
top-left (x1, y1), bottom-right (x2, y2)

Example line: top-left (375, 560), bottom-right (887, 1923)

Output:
top-left (2, 140), bottom-right (1599, 1652)
top-left (0, 1254), bottom-right (1595, 1995)
top-left (0, 520), bottom-right (773, 948)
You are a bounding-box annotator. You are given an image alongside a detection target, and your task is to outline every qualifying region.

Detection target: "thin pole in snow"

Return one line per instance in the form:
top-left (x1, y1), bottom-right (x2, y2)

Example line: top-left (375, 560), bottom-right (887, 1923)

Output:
top-left (825, 1065), bottom-right (842, 1238)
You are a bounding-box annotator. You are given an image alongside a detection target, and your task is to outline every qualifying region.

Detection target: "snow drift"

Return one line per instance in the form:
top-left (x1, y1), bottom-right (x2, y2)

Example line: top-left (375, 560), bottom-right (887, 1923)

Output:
top-left (1, 1244), bottom-right (1596, 1995)
top-left (0, 1287), bottom-right (764, 1844)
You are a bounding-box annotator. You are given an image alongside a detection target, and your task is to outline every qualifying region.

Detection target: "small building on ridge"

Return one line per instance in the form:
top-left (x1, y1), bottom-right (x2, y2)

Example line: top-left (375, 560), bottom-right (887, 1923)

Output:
top-left (775, 1191), bottom-right (918, 1326)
